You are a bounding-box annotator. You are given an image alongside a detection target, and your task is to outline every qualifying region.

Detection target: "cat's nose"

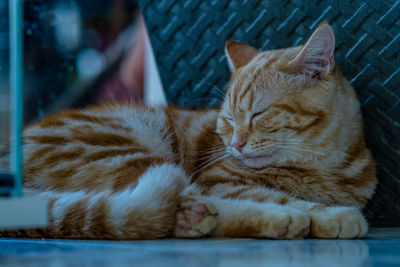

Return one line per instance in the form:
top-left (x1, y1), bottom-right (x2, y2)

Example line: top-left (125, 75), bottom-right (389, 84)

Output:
top-left (232, 141), bottom-right (247, 153)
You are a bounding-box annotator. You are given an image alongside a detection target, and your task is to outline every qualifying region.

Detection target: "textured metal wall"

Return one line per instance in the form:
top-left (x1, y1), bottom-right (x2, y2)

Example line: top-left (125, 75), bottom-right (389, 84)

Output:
top-left (139, 0), bottom-right (400, 226)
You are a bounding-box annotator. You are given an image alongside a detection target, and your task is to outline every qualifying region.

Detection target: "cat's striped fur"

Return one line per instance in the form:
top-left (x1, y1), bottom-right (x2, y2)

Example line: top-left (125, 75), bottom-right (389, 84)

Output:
top-left (1, 23), bottom-right (376, 239)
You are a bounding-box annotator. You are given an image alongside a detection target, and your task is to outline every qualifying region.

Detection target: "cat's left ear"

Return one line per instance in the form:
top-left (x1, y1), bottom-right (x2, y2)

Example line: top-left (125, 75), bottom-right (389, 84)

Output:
top-left (225, 41), bottom-right (259, 71)
top-left (286, 22), bottom-right (335, 80)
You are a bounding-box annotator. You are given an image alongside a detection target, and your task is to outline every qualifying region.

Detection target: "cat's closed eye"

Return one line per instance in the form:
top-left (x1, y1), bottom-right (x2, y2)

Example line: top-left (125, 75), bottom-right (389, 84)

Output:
top-left (250, 109), bottom-right (268, 123)
top-left (251, 111), bottom-right (263, 121)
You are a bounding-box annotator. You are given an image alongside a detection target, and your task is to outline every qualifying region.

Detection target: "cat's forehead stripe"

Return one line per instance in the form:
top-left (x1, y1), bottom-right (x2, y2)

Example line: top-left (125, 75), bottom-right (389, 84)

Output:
top-left (228, 53), bottom-right (271, 107)
top-left (231, 53), bottom-right (275, 109)
top-left (246, 90), bottom-right (254, 110)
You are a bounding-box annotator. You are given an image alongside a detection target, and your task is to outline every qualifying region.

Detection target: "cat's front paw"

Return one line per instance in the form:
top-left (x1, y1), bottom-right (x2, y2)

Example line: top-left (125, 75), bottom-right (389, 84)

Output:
top-left (309, 206), bottom-right (368, 238)
top-left (262, 207), bottom-right (310, 239)
top-left (174, 198), bottom-right (218, 238)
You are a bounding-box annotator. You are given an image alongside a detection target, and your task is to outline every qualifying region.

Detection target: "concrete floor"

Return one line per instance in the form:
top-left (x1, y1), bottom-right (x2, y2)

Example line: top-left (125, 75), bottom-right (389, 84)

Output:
top-left (1, 228), bottom-right (399, 267)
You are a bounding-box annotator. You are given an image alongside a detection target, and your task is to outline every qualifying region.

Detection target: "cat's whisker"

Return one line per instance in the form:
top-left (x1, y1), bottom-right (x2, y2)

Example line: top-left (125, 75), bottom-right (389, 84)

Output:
top-left (191, 150), bottom-right (226, 165)
top-left (188, 150), bottom-right (227, 162)
top-left (190, 153), bottom-right (229, 179)
top-left (192, 150), bottom-right (225, 161)
top-left (205, 147), bottom-right (227, 152)
top-left (273, 138), bottom-right (317, 144)
top-left (251, 142), bottom-right (325, 157)
top-left (176, 77), bottom-right (226, 98)
top-left (174, 77), bottom-right (226, 102)
top-left (186, 147), bottom-right (226, 156)
top-left (273, 139), bottom-right (304, 144)
top-left (278, 145), bottom-right (325, 156)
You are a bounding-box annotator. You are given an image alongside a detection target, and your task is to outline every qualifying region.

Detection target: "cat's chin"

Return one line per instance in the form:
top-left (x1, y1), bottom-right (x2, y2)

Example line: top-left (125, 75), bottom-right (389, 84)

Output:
top-left (240, 153), bottom-right (277, 169)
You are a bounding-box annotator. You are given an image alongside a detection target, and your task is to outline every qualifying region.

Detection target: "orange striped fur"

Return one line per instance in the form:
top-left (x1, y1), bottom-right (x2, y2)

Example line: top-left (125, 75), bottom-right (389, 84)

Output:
top-left (1, 23), bottom-right (376, 239)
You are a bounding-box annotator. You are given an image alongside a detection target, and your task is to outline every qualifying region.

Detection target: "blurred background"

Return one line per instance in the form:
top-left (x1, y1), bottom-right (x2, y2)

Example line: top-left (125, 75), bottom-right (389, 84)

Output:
top-left (0, 0), bottom-right (151, 134)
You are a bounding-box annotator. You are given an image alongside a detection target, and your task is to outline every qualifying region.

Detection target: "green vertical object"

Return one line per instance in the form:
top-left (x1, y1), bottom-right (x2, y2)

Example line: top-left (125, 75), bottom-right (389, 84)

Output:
top-left (9, 0), bottom-right (23, 197)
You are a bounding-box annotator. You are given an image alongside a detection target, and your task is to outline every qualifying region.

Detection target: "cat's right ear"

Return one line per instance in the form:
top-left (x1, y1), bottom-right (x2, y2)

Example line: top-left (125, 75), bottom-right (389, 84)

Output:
top-left (285, 22), bottom-right (335, 80)
top-left (225, 41), bottom-right (259, 71)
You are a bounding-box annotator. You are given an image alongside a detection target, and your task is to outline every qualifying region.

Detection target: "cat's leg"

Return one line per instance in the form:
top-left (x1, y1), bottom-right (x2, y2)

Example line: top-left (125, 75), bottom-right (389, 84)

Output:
top-left (210, 184), bottom-right (368, 238)
top-left (4, 163), bottom-right (189, 239)
top-left (103, 163), bottom-right (189, 239)
top-left (174, 184), bottom-right (309, 239)
top-left (174, 183), bottom-right (367, 239)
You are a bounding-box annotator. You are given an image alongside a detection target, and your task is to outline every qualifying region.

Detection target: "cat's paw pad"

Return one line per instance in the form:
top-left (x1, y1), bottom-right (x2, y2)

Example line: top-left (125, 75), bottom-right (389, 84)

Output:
top-left (262, 207), bottom-right (310, 239)
top-left (174, 198), bottom-right (218, 238)
top-left (310, 206), bottom-right (368, 238)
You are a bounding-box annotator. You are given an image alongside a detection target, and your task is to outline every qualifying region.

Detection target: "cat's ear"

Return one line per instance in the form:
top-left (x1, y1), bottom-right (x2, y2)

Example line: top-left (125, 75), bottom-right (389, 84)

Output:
top-left (225, 41), bottom-right (259, 71)
top-left (286, 22), bottom-right (335, 80)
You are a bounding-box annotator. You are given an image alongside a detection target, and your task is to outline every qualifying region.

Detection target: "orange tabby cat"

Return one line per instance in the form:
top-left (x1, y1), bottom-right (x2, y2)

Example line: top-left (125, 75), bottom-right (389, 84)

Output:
top-left (1, 22), bottom-right (376, 239)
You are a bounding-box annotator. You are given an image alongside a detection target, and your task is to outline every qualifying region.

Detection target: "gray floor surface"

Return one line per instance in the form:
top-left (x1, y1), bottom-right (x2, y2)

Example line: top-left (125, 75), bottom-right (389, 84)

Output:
top-left (1, 228), bottom-right (399, 266)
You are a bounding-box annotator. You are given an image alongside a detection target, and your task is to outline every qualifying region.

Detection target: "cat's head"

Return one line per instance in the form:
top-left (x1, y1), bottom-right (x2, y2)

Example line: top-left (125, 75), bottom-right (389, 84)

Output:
top-left (216, 23), bottom-right (342, 169)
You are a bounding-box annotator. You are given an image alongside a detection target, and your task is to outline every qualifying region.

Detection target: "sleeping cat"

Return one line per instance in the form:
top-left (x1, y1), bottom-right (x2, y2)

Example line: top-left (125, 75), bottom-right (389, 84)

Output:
top-left (1, 22), bottom-right (376, 239)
